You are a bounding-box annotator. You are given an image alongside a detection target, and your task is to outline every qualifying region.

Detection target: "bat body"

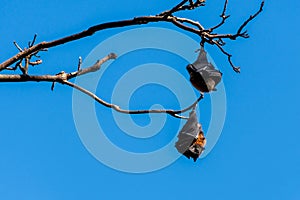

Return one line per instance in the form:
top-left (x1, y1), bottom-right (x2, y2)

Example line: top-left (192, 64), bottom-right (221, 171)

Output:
top-left (187, 47), bottom-right (222, 93)
top-left (175, 110), bottom-right (206, 162)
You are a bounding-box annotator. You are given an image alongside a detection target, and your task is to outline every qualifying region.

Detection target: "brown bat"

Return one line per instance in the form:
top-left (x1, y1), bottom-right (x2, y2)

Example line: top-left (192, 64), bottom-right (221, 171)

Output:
top-left (175, 110), bottom-right (206, 162)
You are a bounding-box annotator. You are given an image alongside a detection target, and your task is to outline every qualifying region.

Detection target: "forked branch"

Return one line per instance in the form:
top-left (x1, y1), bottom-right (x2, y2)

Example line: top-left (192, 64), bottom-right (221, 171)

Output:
top-left (0, 0), bottom-right (264, 72)
top-left (64, 80), bottom-right (203, 119)
top-left (0, 53), bottom-right (202, 119)
top-left (0, 0), bottom-right (264, 118)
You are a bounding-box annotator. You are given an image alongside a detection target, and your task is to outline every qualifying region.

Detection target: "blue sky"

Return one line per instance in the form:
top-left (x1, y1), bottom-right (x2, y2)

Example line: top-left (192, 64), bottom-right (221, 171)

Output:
top-left (0, 0), bottom-right (299, 199)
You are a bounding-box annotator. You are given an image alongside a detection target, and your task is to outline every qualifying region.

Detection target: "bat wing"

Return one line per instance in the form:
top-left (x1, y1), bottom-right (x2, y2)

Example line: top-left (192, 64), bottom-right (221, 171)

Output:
top-left (186, 47), bottom-right (222, 92)
top-left (175, 110), bottom-right (204, 161)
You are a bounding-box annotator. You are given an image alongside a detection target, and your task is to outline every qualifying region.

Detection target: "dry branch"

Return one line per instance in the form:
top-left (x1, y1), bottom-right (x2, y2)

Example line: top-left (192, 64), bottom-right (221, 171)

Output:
top-left (0, 0), bottom-right (264, 72)
top-left (0, 53), bottom-right (202, 119)
top-left (64, 80), bottom-right (203, 119)
top-left (0, 0), bottom-right (265, 118)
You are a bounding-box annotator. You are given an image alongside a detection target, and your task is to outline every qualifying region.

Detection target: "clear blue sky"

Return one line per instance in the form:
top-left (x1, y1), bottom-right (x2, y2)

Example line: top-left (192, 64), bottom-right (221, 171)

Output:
top-left (0, 0), bottom-right (299, 199)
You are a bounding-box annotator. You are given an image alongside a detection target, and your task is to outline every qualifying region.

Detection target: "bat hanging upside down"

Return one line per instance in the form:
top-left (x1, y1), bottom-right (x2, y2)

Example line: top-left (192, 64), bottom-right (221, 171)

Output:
top-left (186, 47), bottom-right (222, 93)
top-left (175, 110), bottom-right (206, 162)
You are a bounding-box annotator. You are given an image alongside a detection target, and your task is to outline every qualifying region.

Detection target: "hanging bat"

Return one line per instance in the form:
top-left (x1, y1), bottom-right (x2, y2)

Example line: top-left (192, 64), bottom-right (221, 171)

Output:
top-left (175, 110), bottom-right (206, 162)
top-left (187, 47), bottom-right (222, 93)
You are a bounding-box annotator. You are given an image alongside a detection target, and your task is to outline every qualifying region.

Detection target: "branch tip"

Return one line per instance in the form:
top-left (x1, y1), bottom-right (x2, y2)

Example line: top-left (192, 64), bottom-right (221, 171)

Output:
top-left (13, 41), bottom-right (23, 52)
top-left (233, 66), bottom-right (240, 73)
top-left (77, 56), bottom-right (82, 71)
top-left (51, 82), bottom-right (55, 91)
top-left (109, 53), bottom-right (118, 59)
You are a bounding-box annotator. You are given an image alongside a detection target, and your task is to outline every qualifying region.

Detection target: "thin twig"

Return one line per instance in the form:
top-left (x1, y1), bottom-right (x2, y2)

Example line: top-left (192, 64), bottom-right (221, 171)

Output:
top-left (159, 0), bottom-right (190, 16)
top-left (77, 56), bottom-right (82, 71)
top-left (180, 0), bottom-right (205, 10)
top-left (0, 53), bottom-right (116, 82)
top-left (160, 0), bottom-right (205, 17)
top-left (174, 16), bottom-right (204, 30)
top-left (63, 80), bottom-right (203, 119)
top-left (209, 0), bottom-right (230, 31)
top-left (213, 40), bottom-right (240, 73)
top-left (236, 1), bottom-right (264, 37)
top-left (208, 1), bottom-right (264, 40)
top-left (68, 53), bottom-right (117, 79)
top-left (29, 60), bottom-right (42, 66)
top-left (13, 41), bottom-right (23, 52)
top-left (29, 34), bottom-right (37, 47)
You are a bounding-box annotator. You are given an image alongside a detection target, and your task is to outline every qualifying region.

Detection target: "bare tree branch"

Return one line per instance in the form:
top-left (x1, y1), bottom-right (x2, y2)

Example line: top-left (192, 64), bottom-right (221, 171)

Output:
top-left (13, 41), bottom-right (23, 52)
top-left (77, 56), bottom-right (82, 71)
top-left (0, 1), bottom-right (265, 119)
top-left (159, 0), bottom-right (190, 16)
top-left (208, 1), bottom-right (264, 40)
top-left (29, 34), bottom-right (37, 48)
top-left (213, 40), bottom-right (240, 73)
top-left (173, 16), bottom-right (204, 30)
top-left (63, 80), bottom-right (203, 119)
top-left (67, 53), bottom-right (117, 79)
top-left (209, 0), bottom-right (230, 32)
top-left (0, 53), bottom-right (117, 82)
top-left (0, 16), bottom-right (199, 71)
top-left (0, 53), bottom-right (202, 119)
top-left (159, 0), bottom-right (205, 17)
top-left (236, 1), bottom-right (264, 38)
top-left (0, 1), bottom-right (264, 73)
